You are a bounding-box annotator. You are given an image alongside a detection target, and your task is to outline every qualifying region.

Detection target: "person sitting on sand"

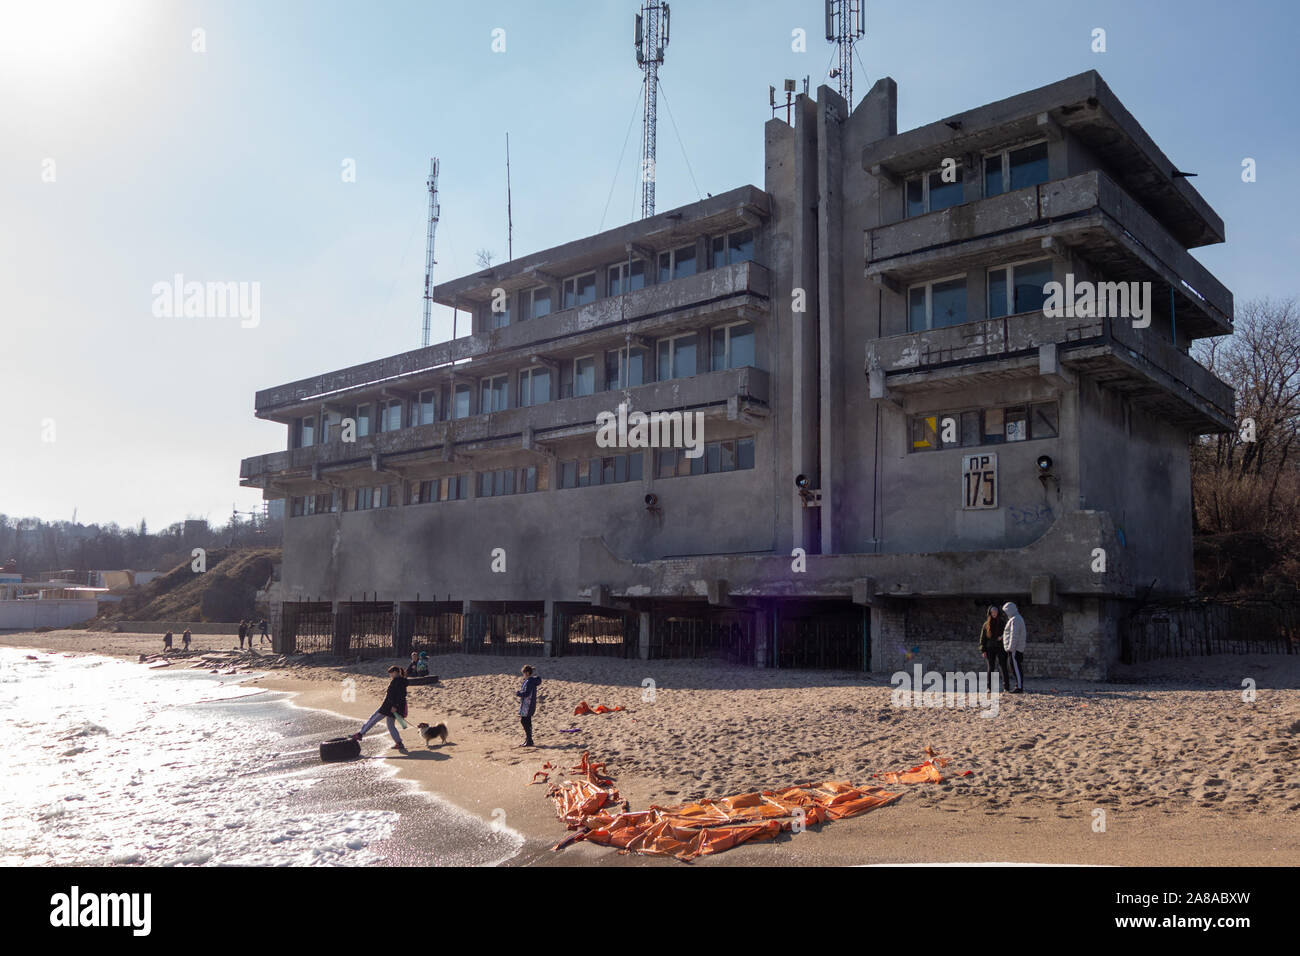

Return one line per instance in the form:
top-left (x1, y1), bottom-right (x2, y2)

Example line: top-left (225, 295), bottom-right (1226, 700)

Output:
top-left (978, 606), bottom-right (1010, 692)
top-left (516, 665), bottom-right (541, 747)
top-left (163, 631), bottom-right (173, 651)
top-left (351, 665), bottom-right (409, 752)
top-left (1002, 601), bottom-right (1027, 694)
top-left (182, 629), bottom-right (192, 651)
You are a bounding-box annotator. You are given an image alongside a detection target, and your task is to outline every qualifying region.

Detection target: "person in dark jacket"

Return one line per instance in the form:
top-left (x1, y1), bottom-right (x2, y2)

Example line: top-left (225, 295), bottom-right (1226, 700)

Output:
top-left (182, 628), bottom-right (192, 651)
top-left (258, 619), bottom-right (270, 644)
top-left (351, 665), bottom-right (408, 751)
top-left (162, 631), bottom-right (173, 651)
top-left (515, 665), bottom-right (541, 747)
top-left (238, 620), bottom-right (248, 649)
top-left (979, 605), bottom-right (1011, 692)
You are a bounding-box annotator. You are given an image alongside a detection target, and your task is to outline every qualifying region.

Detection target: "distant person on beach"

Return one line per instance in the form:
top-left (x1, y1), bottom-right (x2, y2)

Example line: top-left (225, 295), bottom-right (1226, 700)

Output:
top-left (163, 631), bottom-right (173, 651)
top-left (182, 629), bottom-right (192, 651)
top-left (238, 620), bottom-right (247, 649)
top-left (351, 665), bottom-right (409, 752)
top-left (1002, 601), bottom-right (1027, 693)
top-left (978, 605), bottom-right (1011, 691)
top-left (259, 619), bottom-right (269, 644)
top-left (408, 651), bottom-right (430, 677)
top-left (515, 665), bottom-right (541, 747)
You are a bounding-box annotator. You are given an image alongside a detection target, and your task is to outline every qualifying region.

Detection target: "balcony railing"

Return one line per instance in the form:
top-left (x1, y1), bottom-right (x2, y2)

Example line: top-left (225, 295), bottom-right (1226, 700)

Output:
top-left (865, 310), bottom-right (1233, 430)
top-left (865, 169), bottom-right (1232, 335)
top-left (254, 261), bottom-right (770, 418)
top-left (241, 365), bottom-right (769, 483)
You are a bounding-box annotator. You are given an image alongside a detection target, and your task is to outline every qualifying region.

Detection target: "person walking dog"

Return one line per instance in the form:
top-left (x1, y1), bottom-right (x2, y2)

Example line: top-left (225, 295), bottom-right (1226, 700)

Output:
top-left (351, 665), bottom-right (409, 752)
top-left (515, 665), bottom-right (541, 747)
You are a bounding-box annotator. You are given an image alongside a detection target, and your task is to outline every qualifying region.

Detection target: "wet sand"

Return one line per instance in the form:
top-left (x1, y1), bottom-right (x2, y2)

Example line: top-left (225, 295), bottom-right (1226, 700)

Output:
top-left (5, 630), bottom-right (1298, 866)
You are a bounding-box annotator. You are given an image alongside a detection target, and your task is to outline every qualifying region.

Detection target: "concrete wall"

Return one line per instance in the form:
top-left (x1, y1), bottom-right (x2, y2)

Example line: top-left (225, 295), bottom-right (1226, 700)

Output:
top-left (0, 599), bottom-right (97, 630)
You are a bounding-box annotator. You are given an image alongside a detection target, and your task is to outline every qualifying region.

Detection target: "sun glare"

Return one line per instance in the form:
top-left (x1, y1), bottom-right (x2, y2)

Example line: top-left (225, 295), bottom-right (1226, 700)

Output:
top-left (0, 0), bottom-right (138, 76)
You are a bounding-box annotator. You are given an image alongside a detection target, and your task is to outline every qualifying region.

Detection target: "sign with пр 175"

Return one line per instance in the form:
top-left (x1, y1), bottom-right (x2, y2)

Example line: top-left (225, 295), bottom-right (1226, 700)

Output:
top-left (962, 452), bottom-right (998, 509)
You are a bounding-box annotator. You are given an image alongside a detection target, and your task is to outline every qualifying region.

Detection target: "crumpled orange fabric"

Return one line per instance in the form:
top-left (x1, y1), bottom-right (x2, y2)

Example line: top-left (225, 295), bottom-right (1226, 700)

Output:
top-left (545, 752), bottom-right (901, 862)
top-left (574, 701), bottom-right (625, 716)
top-left (875, 757), bottom-right (949, 784)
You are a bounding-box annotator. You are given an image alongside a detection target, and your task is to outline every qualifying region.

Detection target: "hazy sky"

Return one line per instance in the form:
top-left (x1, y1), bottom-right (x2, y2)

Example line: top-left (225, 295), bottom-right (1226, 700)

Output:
top-left (3, 0), bottom-right (1297, 530)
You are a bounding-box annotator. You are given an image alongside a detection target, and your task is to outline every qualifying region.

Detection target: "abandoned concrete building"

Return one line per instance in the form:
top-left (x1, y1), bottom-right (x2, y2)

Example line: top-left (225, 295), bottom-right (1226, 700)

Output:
top-left (240, 70), bottom-right (1233, 679)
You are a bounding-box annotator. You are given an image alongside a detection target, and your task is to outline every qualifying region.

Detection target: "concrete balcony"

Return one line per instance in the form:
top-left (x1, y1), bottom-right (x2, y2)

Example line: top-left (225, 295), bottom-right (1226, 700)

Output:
top-left (241, 365), bottom-right (770, 490)
top-left (865, 170), bottom-right (1232, 337)
top-left (865, 309), bottom-right (1234, 433)
top-left (253, 261), bottom-right (770, 420)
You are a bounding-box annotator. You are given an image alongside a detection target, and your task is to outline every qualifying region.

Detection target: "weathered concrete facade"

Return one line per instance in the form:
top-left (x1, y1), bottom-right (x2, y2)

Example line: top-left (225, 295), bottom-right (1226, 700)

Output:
top-left (241, 71), bottom-right (1232, 678)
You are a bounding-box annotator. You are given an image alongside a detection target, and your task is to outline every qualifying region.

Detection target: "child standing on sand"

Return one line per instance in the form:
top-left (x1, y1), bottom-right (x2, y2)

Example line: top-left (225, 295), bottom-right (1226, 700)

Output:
top-left (351, 665), bottom-right (409, 752)
top-left (515, 665), bottom-right (541, 747)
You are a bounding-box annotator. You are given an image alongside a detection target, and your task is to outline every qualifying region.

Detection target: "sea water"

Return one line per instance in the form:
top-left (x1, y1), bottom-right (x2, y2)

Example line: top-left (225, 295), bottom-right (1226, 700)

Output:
top-left (0, 648), bottom-right (521, 866)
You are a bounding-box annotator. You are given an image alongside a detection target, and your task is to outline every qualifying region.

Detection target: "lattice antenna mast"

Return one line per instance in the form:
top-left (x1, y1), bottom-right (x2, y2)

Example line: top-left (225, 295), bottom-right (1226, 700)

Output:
top-left (635, 2), bottom-right (670, 219)
top-left (825, 0), bottom-right (865, 108)
top-left (421, 157), bottom-right (440, 348)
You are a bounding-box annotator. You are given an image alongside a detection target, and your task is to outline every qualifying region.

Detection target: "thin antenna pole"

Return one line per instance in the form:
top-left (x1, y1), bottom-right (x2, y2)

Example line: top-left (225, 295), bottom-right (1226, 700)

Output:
top-left (421, 157), bottom-right (440, 347)
top-left (506, 133), bottom-right (513, 261)
top-left (635, 2), bottom-right (670, 219)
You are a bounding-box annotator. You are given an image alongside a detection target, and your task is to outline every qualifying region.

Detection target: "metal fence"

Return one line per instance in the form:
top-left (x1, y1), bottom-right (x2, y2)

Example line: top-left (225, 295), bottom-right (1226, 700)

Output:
top-left (556, 611), bottom-right (639, 658)
top-left (285, 602), bottom-right (334, 655)
top-left (776, 613), bottom-right (868, 671)
top-left (649, 614), bottom-right (761, 664)
top-left (462, 611), bottom-right (546, 657)
top-left (410, 610), bottom-right (465, 656)
top-left (1120, 600), bottom-right (1300, 664)
top-left (345, 602), bottom-right (396, 659)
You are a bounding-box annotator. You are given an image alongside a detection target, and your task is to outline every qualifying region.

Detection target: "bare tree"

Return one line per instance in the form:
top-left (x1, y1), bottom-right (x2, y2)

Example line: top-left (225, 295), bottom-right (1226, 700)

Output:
top-left (475, 249), bottom-right (495, 270)
top-left (1192, 297), bottom-right (1300, 538)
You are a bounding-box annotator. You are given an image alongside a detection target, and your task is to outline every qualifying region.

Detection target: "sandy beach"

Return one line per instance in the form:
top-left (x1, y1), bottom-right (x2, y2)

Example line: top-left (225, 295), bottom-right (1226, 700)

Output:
top-left (5, 629), bottom-right (1298, 866)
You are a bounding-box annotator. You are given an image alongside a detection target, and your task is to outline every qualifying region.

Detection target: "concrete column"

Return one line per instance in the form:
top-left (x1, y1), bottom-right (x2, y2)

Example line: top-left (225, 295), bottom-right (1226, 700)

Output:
top-left (542, 599), bottom-right (556, 658)
top-left (332, 600), bottom-right (351, 658)
top-left (754, 607), bottom-right (771, 668)
top-left (638, 611), bottom-right (651, 661)
top-left (395, 602), bottom-right (415, 658)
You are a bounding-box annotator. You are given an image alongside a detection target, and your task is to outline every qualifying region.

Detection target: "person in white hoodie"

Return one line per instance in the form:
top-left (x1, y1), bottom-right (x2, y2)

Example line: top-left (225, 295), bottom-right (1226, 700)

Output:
top-left (1001, 601), bottom-right (1027, 693)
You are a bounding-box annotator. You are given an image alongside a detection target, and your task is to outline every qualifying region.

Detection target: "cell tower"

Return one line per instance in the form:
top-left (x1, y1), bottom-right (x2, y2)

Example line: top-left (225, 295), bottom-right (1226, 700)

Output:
top-left (634, 2), bottom-right (670, 219)
top-left (825, 0), bottom-right (866, 108)
top-left (421, 157), bottom-right (440, 348)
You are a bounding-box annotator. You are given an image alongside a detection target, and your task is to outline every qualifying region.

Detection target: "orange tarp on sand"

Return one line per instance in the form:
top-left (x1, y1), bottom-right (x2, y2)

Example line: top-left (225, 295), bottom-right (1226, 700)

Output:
top-left (573, 701), bottom-right (625, 716)
top-left (547, 768), bottom-right (902, 862)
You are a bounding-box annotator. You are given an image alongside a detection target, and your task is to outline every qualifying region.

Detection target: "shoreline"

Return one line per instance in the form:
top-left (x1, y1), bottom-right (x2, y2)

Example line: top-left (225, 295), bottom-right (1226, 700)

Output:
top-left (4, 629), bottom-right (1299, 866)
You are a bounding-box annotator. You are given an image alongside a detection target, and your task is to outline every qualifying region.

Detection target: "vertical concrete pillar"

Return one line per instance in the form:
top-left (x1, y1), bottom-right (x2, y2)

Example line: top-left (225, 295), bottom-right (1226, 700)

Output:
top-left (542, 599), bottom-right (556, 658)
top-left (395, 602), bottom-right (414, 659)
top-left (638, 611), bottom-right (651, 661)
top-left (754, 607), bottom-right (771, 668)
top-left (332, 600), bottom-right (351, 658)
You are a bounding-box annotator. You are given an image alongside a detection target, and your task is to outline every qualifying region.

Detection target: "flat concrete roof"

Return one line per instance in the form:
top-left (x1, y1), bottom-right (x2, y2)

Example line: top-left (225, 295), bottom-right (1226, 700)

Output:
top-left (862, 70), bottom-right (1225, 249)
top-left (431, 184), bottom-right (771, 306)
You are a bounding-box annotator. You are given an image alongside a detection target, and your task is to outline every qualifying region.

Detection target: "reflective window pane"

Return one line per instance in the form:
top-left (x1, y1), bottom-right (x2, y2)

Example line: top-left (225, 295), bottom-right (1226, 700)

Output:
top-left (931, 278), bottom-right (967, 328)
top-left (1013, 259), bottom-right (1053, 314)
top-left (928, 169), bottom-right (964, 212)
top-left (1009, 142), bottom-right (1050, 191)
top-left (988, 268), bottom-right (1009, 319)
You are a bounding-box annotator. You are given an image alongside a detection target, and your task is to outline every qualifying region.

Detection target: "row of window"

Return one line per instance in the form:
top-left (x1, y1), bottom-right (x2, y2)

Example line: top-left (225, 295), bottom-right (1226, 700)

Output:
top-left (903, 141), bottom-right (1050, 218)
top-left (910, 402), bottom-right (1059, 452)
top-left (907, 257), bottom-right (1053, 332)
top-left (486, 229), bottom-right (755, 327)
top-left (288, 438), bottom-right (758, 515)
top-left (291, 322), bottom-right (756, 447)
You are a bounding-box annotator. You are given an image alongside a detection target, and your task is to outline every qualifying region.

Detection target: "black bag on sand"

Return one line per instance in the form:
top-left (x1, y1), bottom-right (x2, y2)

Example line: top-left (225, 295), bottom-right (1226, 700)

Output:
top-left (320, 736), bottom-right (361, 762)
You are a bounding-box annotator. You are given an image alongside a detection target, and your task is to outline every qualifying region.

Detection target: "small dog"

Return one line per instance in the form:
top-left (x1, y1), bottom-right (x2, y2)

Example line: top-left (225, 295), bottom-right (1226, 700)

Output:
top-left (416, 722), bottom-right (449, 747)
